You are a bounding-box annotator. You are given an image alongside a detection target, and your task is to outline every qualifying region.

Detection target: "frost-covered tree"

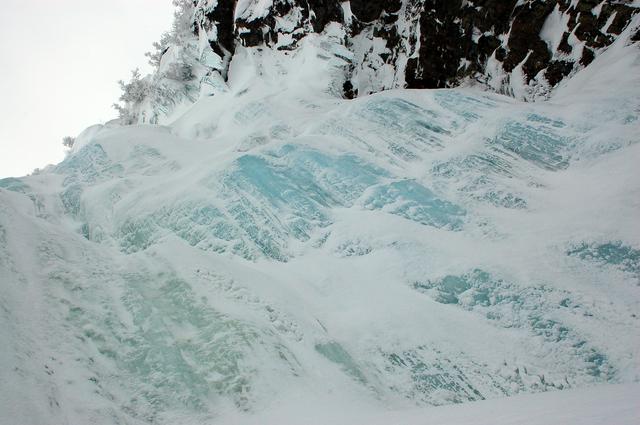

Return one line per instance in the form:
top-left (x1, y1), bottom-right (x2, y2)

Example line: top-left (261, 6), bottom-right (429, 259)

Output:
top-left (117, 68), bottom-right (149, 104)
top-left (145, 0), bottom-right (196, 68)
top-left (113, 68), bottom-right (150, 124)
top-left (145, 32), bottom-right (175, 69)
top-left (62, 136), bottom-right (75, 148)
top-left (113, 0), bottom-right (226, 125)
top-left (114, 0), bottom-right (199, 125)
top-left (165, 61), bottom-right (195, 81)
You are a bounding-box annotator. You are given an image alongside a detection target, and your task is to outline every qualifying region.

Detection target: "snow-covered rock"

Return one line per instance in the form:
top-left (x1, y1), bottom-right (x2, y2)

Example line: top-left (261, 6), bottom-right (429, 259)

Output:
top-left (115, 0), bottom-right (640, 124)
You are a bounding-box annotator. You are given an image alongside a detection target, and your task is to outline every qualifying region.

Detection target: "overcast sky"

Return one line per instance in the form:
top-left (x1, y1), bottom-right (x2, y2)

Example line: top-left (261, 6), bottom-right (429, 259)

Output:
top-left (0, 0), bottom-right (175, 178)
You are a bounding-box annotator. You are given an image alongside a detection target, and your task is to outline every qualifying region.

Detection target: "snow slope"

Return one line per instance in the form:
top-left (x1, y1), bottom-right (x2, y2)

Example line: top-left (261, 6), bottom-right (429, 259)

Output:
top-left (224, 382), bottom-right (640, 425)
top-left (1, 12), bottom-right (640, 425)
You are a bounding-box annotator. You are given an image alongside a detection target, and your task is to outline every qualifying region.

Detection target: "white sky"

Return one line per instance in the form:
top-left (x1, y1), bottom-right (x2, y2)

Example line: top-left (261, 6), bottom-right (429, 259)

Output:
top-left (0, 0), bottom-right (175, 178)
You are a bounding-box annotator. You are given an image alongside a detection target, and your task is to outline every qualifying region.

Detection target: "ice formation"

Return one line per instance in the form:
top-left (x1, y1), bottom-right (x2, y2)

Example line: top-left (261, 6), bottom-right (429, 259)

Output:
top-left (1, 3), bottom-right (639, 425)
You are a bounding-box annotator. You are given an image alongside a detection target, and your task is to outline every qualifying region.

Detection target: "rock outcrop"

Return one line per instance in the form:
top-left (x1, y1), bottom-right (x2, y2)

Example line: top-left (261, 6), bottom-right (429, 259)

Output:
top-left (118, 0), bottom-right (640, 123)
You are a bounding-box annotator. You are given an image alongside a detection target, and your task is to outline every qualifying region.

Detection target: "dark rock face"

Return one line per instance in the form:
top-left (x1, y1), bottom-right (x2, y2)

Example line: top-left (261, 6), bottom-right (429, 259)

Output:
top-left (545, 60), bottom-right (574, 87)
top-left (403, 0), bottom-right (524, 89)
top-left (503, 1), bottom-right (555, 77)
top-left (189, 0), bottom-right (639, 98)
top-left (233, 0), bottom-right (344, 49)
top-left (308, 0), bottom-right (344, 32)
top-left (405, 1), bottom-right (465, 89)
top-left (403, 0), bottom-right (637, 94)
top-left (195, 0), bottom-right (236, 58)
top-left (350, 0), bottom-right (402, 22)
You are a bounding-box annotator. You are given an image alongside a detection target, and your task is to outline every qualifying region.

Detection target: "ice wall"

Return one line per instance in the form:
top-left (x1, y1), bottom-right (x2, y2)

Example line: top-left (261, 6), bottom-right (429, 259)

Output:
top-left (1, 11), bottom-right (639, 425)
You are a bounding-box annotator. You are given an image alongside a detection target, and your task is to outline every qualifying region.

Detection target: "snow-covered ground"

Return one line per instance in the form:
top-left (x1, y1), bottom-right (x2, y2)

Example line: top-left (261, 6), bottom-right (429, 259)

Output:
top-left (1, 13), bottom-right (639, 425)
top-left (224, 382), bottom-right (640, 425)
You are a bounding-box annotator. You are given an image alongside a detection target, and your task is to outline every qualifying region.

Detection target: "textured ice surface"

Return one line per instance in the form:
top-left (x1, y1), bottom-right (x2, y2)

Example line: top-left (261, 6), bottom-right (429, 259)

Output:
top-left (568, 241), bottom-right (640, 283)
top-left (362, 180), bottom-right (465, 230)
top-left (1, 35), bottom-right (640, 424)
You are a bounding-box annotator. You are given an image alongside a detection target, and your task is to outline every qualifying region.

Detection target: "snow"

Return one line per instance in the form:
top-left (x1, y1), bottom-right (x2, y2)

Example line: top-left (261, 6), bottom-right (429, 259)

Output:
top-left (223, 383), bottom-right (640, 425)
top-left (540, 5), bottom-right (569, 54)
top-left (235, 0), bottom-right (274, 21)
top-left (603, 11), bottom-right (619, 34)
top-left (1, 7), bottom-right (639, 425)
